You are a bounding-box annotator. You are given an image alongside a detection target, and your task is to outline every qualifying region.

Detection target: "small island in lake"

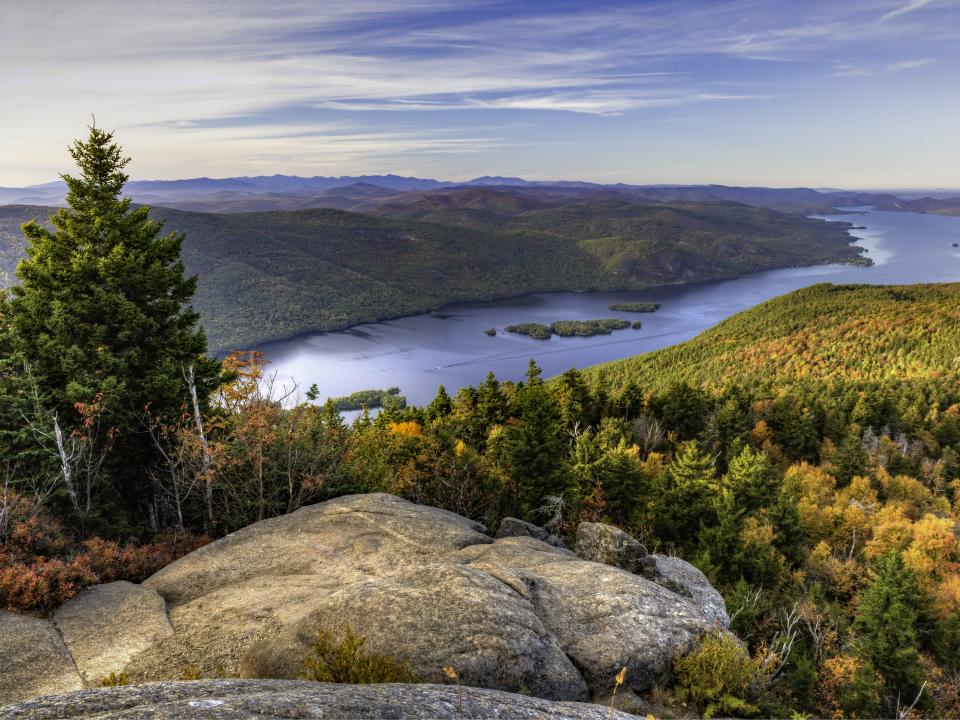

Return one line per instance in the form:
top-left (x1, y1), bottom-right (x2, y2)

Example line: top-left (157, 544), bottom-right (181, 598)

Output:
top-left (551, 318), bottom-right (630, 336)
top-left (483, 327), bottom-right (497, 336)
top-left (609, 302), bottom-right (660, 313)
top-left (328, 386), bottom-right (407, 410)
top-left (504, 322), bottom-right (553, 339)
top-left (505, 318), bottom-right (635, 339)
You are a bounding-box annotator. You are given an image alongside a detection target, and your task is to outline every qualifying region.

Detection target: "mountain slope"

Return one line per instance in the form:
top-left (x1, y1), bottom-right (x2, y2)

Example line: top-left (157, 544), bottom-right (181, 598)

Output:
top-left (0, 201), bottom-right (865, 351)
top-left (584, 282), bottom-right (960, 393)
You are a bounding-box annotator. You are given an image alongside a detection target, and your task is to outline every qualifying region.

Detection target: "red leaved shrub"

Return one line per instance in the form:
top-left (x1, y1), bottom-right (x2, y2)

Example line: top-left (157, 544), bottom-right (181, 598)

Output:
top-left (0, 490), bottom-right (210, 613)
top-left (79, 533), bottom-right (210, 584)
top-left (0, 558), bottom-right (97, 613)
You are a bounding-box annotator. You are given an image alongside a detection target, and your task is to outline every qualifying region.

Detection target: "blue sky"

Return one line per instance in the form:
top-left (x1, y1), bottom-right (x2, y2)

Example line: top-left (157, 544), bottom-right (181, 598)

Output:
top-left (2, 0), bottom-right (958, 188)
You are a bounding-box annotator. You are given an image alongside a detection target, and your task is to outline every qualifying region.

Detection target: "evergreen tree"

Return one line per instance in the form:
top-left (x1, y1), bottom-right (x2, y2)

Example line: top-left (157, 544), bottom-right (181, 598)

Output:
top-left (426, 384), bottom-right (452, 422)
top-left (9, 125), bottom-right (217, 514)
top-left (655, 440), bottom-right (718, 549)
top-left (496, 361), bottom-right (570, 518)
top-left (769, 395), bottom-right (820, 461)
top-left (0, 291), bottom-right (30, 460)
top-left (654, 382), bottom-right (710, 440)
top-left (768, 489), bottom-right (806, 568)
top-left (711, 386), bottom-right (752, 468)
top-left (612, 380), bottom-right (644, 418)
top-left (723, 445), bottom-right (777, 512)
top-left (475, 372), bottom-right (508, 436)
top-left (853, 552), bottom-right (931, 715)
top-left (553, 367), bottom-right (593, 429)
top-left (833, 429), bottom-right (869, 485)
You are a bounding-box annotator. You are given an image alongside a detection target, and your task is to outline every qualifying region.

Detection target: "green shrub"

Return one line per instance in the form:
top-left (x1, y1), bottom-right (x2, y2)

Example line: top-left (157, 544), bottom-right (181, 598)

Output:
top-left (301, 625), bottom-right (419, 684)
top-left (99, 672), bottom-right (130, 687)
top-left (673, 630), bottom-right (763, 718)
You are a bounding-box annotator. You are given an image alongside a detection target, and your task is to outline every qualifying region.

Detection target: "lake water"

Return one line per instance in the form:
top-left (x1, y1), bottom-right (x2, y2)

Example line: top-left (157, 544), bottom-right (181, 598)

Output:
top-left (259, 210), bottom-right (960, 407)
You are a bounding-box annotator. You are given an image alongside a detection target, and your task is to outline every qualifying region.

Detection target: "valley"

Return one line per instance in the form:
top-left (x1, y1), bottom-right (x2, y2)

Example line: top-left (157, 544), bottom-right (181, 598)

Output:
top-left (0, 192), bottom-right (865, 351)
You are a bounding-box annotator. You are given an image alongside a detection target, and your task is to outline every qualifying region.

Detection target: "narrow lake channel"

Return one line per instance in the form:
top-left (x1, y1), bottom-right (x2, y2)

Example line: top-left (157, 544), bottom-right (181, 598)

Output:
top-left (259, 210), bottom-right (960, 406)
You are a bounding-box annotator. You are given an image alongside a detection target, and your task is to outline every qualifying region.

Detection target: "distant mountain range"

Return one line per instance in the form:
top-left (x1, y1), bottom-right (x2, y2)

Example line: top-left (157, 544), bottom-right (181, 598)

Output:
top-left (0, 174), bottom-right (448, 206)
top-left (4, 173), bottom-right (959, 216)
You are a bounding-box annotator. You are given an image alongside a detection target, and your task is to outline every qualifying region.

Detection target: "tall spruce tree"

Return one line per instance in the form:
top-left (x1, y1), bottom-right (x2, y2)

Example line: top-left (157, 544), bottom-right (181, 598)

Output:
top-left (10, 125), bottom-right (216, 517)
top-left (655, 440), bottom-right (718, 549)
top-left (853, 552), bottom-right (932, 715)
top-left (499, 360), bottom-right (570, 518)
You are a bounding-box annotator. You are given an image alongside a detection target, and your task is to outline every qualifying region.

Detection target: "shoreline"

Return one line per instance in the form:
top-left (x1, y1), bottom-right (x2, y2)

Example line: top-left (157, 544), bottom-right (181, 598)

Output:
top-left (222, 219), bottom-right (866, 357)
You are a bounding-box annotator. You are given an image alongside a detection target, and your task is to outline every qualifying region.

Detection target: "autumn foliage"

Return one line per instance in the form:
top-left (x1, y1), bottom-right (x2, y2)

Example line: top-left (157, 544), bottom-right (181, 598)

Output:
top-left (0, 489), bottom-right (207, 613)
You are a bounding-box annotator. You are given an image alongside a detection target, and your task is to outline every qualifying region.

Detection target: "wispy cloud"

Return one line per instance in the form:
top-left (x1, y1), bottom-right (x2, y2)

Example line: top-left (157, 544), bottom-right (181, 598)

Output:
top-left (880, 0), bottom-right (938, 23)
top-left (833, 57), bottom-right (936, 75)
top-left (0, 0), bottom-right (957, 185)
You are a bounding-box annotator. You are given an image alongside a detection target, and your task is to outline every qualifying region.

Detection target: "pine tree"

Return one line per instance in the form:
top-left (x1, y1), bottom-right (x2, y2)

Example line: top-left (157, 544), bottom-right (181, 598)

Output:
top-left (9, 125), bottom-right (216, 514)
top-left (475, 372), bottom-right (508, 436)
top-left (553, 367), bottom-right (593, 428)
top-left (853, 552), bottom-right (931, 715)
top-left (426, 384), bottom-right (452, 422)
top-left (833, 429), bottom-right (869, 485)
top-left (0, 291), bottom-right (29, 459)
top-left (655, 440), bottom-right (718, 549)
top-left (497, 361), bottom-right (570, 518)
top-left (723, 445), bottom-right (777, 512)
top-left (654, 382), bottom-right (710, 440)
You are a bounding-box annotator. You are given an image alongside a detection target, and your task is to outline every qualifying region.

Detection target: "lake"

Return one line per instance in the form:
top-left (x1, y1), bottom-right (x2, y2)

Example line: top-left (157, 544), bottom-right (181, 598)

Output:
top-left (259, 210), bottom-right (960, 407)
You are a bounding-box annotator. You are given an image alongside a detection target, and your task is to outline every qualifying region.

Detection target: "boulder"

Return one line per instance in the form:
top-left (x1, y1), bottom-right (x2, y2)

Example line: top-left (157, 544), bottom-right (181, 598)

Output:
top-left (0, 611), bottom-right (82, 705)
top-left (0, 680), bottom-right (641, 719)
top-left (573, 522), bottom-right (649, 574)
top-left (53, 581), bottom-right (174, 685)
top-left (496, 517), bottom-right (566, 549)
top-left (238, 563), bottom-right (587, 700)
top-left (143, 493), bottom-right (492, 607)
top-left (641, 554), bottom-right (730, 627)
top-left (527, 560), bottom-right (715, 693)
top-left (6, 493), bottom-right (730, 707)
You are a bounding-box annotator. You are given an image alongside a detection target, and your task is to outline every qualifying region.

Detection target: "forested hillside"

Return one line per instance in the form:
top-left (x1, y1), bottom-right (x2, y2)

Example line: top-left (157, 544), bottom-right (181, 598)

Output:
top-left (0, 199), bottom-right (865, 350)
top-left (584, 282), bottom-right (960, 392)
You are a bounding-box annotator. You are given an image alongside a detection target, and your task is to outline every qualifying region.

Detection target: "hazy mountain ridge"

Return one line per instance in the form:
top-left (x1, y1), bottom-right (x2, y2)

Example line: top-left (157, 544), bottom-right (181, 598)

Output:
top-left (1, 173), bottom-right (933, 215)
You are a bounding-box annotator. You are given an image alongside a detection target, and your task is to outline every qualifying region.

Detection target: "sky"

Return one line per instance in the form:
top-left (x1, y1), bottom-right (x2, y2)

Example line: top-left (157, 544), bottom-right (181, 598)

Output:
top-left (2, 0), bottom-right (959, 189)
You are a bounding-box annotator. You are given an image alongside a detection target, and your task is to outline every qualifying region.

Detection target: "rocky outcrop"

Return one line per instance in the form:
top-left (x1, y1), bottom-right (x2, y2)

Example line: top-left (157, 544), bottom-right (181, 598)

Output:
top-left (572, 522), bottom-right (729, 629)
top-left (0, 493), bottom-right (731, 708)
top-left (496, 517), bottom-right (566, 548)
top-left (0, 611), bottom-right (82, 705)
top-left (641, 554), bottom-right (730, 627)
top-left (0, 680), bottom-right (642, 719)
top-left (53, 581), bottom-right (175, 685)
top-left (238, 562), bottom-right (587, 700)
top-left (573, 521), bottom-right (649, 574)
